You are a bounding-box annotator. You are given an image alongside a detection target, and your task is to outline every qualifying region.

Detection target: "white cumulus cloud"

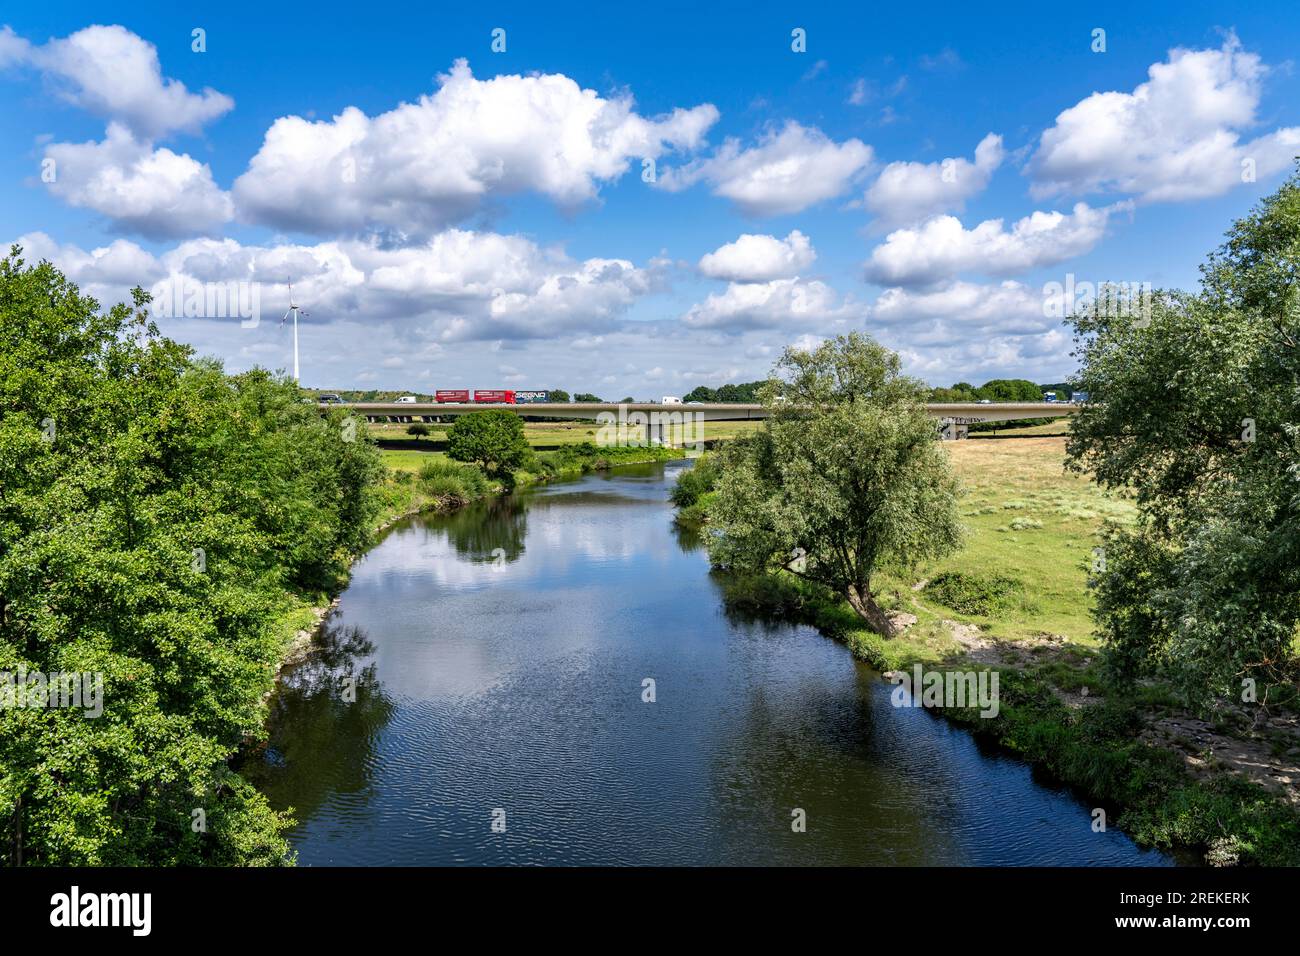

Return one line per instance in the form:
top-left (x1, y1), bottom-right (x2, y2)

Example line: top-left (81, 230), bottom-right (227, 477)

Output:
top-left (864, 133), bottom-right (1004, 227)
top-left (42, 123), bottom-right (233, 238)
top-left (863, 202), bottom-right (1125, 288)
top-left (656, 121), bottom-right (873, 216)
top-left (0, 24), bottom-right (233, 138)
top-left (697, 230), bottom-right (815, 282)
top-left (1029, 35), bottom-right (1300, 202)
top-left (12, 228), bottom-right (654, 344)
top-left (681, 277), bottom-right (866, 332)
top-left (232, 59), bottom-right (719, 236)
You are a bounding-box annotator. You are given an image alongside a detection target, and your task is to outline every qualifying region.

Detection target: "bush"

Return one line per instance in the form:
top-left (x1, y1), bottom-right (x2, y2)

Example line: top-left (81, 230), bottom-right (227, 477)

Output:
top-left (923, 570), bottom-right (1027, 615)
top-left (417, 458), bottom-right (491, 502)
top-left (670, 455), bottom-right (720, 509)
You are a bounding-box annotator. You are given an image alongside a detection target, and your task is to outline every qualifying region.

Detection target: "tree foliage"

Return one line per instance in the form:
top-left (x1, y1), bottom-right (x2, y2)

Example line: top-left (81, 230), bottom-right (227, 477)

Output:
top-left (682, 381), bottom-right (768, 403)
top-left (1067, 166), bottom-right (1300, 704)
top-left (0, 247), bottom-right (383, 864)
top-left (705, 333), bottom-right (963, 636)
top-left (928, 378), bottom-right (1047, 402)
top-left (446, 409), bottom-right (531, 479)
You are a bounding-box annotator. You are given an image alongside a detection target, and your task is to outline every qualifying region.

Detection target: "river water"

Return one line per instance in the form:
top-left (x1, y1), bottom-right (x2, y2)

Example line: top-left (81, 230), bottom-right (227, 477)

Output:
top-left (245, 461), bottom-right (1174, 866)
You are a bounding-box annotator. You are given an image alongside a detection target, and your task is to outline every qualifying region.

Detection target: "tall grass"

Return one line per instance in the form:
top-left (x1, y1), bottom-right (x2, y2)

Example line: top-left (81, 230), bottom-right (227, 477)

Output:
top-left (417, 459), bottom-right (491, 504)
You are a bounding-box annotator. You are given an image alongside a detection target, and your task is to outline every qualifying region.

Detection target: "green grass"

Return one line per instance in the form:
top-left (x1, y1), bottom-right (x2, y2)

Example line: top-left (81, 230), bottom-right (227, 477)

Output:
top-left (378, 446), bottom-right (448, 473)
top-left (876, 435), bottom-right (1138, 646)
top-left (922, 570), bottom-right (1033, 616)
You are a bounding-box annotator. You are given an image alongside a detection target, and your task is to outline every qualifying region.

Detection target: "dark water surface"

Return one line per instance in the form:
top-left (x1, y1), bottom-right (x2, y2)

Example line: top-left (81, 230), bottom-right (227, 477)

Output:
top-left (246, 461), bottom-right (1174, 866)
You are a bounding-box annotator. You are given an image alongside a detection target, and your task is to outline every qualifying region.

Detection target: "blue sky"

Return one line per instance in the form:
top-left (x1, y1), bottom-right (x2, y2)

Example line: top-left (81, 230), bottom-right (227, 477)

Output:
top-left (2, 1), bottom-right (1297, 394)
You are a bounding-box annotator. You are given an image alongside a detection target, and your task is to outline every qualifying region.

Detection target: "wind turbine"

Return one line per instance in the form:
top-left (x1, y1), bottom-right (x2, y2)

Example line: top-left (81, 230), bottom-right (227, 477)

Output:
top-left (280, 279), bottom-right (309, 383)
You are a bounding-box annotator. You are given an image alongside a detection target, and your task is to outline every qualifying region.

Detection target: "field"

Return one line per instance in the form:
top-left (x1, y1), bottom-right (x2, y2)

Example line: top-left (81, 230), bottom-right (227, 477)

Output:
top-left (913, 433), bottom-right (1137, 645)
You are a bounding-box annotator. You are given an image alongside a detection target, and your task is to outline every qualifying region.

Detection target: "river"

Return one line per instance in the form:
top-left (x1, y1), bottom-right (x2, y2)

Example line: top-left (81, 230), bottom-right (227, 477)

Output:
top-left (244, 461), bottom-right (1174, 866)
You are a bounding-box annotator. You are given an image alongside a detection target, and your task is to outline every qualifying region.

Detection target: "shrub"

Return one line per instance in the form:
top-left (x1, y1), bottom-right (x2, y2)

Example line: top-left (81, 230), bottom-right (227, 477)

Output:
top-left (418, 458), bottom-right (490, 502)
top-left (670, 455), bottom-right (720, 509)
top-left (924, 570), bottom-right (1027, 615)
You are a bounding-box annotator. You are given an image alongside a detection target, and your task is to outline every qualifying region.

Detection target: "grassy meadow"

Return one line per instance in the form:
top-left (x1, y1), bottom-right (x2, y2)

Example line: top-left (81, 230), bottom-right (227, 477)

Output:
top-left (903, 433), bottom-right (1136, 646)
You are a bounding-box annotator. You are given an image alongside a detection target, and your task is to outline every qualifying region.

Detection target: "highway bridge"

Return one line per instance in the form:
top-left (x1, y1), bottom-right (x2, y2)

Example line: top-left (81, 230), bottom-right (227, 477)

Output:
top-left (329, 400), bottom-right (1078, 442)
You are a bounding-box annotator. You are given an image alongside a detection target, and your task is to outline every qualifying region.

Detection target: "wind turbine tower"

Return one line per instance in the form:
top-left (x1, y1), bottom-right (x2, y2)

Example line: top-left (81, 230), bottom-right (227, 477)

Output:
top-left (281, 279), bottom-right (309, 383)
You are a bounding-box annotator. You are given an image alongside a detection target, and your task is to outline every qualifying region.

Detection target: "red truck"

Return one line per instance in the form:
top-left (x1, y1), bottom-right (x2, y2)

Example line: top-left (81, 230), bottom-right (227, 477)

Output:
top-left (434, 389), bottom-right (470, 403)
top-left (473, 390), bottom-right (516, 404)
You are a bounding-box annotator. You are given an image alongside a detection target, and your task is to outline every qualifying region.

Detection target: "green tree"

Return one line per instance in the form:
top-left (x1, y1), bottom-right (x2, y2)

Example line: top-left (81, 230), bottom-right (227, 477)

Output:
top-left (548, 388), bottom-right (570, 403)
top-left (682, 381), bottom-right (767, 403)
top-left (0, 246), bottom-right (384, 865)
top-left (929, 384), bottom-right (978, 402)
top-left (1067, 166), bottom-right (1300, 703)
top-left (974, 378), bottom-right (1042, 402)
top-left (706, 333), bottom-right (963, 636)
top-left (573, 392), bottom-right (602, 403)
top-left (406, 423), bottom-right (430, 440)
top-left (683, 386), bottom-right (717, 403)
top-left (446, 410), bottom-right (531, 479)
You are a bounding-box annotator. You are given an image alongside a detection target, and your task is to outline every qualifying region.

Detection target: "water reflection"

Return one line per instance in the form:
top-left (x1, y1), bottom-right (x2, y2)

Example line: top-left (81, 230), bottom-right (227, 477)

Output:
top-left (241, 621), bottom-right (394, 828)
top-left (440, 495), bottom-right (528, 565)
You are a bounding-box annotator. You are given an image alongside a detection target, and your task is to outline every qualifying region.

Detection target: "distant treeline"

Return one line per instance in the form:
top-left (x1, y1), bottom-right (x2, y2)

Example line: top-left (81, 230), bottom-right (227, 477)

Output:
top-left (682, 381), bottom-right (766, 403)
top-left (681, 378), bottom-right (1073, 405)
top-left (928, 379), bottom-right (1074, 402)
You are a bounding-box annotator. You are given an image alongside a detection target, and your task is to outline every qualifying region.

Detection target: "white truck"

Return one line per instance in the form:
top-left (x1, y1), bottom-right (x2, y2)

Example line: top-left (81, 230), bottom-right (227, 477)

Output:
top-left (660, 396), bottom-right (682, 405)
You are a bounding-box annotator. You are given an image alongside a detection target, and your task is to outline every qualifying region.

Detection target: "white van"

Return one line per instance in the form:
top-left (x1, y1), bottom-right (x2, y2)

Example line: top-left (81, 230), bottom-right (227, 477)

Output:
top-left (661, 395), bottom-right (682, 405)
top-left (395, 395), bottom-right (418, 404)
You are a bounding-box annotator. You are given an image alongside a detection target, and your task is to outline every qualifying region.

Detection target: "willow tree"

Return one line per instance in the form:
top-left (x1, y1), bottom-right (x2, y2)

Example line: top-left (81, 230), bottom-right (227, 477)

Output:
top-left (1067, 165), bottom-right (1300, 704)
top-left (706, 333), bottom-right (962, 636)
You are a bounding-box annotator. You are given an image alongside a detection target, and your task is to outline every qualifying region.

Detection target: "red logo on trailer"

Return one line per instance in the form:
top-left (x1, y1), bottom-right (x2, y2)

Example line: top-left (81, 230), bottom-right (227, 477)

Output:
top-left (434, 390), bottom-right (471, 403)
top-left (473, 390), bottom-right (516, 404)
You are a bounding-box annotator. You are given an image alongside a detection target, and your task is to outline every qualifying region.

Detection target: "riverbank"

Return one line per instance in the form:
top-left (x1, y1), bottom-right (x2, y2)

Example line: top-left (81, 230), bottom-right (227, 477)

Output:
top-left (683, 435), bottom-right (1300, 866)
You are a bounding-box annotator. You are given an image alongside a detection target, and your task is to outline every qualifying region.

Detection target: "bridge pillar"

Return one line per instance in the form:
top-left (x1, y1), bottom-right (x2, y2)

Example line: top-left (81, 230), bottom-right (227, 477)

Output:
top-left (646, 420), bottom-right (665, 446)
top-left (938, 419), bottom-right (970, 441)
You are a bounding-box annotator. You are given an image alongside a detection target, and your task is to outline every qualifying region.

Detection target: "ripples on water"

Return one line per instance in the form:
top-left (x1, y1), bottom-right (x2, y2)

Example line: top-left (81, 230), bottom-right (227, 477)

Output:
top-left (244, 462), bottom-right (1174, 866)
